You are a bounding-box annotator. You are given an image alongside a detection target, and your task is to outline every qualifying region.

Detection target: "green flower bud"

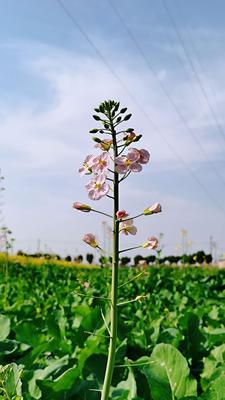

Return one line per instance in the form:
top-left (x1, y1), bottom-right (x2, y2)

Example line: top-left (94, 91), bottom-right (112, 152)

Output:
top-left (89, 128), bottom-right (99, 134)
top-left (92, 137), bottom-right (101, 143)
top-left (93, 115), bottom-right (101, 121)
top-left (120, 107), bottom-right (127, 113)
top-left (124, 114), bottom-right (132, 121)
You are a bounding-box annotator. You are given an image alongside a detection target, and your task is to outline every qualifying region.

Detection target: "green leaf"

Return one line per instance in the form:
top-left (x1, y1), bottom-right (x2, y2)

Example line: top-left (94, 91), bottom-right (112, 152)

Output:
top-left (204, 328), bottom-right (225, 346)
top-left (28, 355), bottom-right (69, 399)
top-left (14, 321), bottom-right (46, 346)
top-left (111, 369), bottom-right (137, 399)
top-left (201, 344), bottom-right (225, 390)
top-left (115, 339), bottom-right (127, 362)
top-left (179, 397), bottom-right (199, 400)
top-left (157, 328), bottom-right (182, 347)
top-left (0, 339), bottom-right (29, 356)
top-left (37, 366), bottom-right (79, 393)
top-left (179, 313), bottom-right (204, 364)
top-left (201, 372), bottom-right (225, 400)
top-left (138, 344), bottom-right (197, 400)
top-left (0, 363), bottom-right (23, 398)
top-left (0, 314), bottom-right (10, 341)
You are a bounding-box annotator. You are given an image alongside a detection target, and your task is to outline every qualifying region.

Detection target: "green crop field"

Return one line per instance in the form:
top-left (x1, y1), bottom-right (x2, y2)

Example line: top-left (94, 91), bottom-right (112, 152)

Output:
top-left (0, 255), bottom-right (225, 399)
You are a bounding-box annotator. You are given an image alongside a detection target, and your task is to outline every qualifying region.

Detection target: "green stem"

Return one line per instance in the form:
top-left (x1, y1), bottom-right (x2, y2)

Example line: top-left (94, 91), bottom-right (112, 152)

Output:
top-left (100, 112), bottom-right (119, 400)
top-left (92, 209), bottom-right (113, 219)
top-left (119, 245), bottom-right (142, 254)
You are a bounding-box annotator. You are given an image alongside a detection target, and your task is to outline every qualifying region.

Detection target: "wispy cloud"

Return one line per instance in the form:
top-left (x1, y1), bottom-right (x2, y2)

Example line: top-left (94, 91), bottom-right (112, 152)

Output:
top-left (1, 39), bottom-right (225, 256)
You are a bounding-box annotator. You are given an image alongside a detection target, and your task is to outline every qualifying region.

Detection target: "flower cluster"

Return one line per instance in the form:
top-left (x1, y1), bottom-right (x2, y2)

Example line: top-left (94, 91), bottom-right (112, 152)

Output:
top-left (74, 100), bottom-right (161, 255)
top-left (115, 148), bottom-right (150, 174)
top-left (79, 152), bottom-right (110, 200)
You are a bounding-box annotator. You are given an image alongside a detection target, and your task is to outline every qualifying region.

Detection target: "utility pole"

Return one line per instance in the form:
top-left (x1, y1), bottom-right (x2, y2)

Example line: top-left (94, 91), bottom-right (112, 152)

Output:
top-left (37, 238), bottom-right (41, 253)
top-left (209, 235), bottom-right (217, 262)
top-left (181, 229), bottom-right (188, 254)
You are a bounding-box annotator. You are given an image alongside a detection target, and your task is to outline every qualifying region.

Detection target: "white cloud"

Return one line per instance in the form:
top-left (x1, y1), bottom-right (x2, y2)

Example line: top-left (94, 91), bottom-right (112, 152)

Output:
top-left (1, 40), bottom-right (225, 256)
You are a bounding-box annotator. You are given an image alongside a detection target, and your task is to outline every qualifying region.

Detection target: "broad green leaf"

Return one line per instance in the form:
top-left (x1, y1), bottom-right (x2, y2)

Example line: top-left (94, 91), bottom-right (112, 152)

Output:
top-left (201, 372), bottom-right (225, 400)
top-left (138, 344), bottom-right (197, 400)
top-left (37, 366), bottom-right (80, 399)
top-left (28, 355), bottom-right (69, 399)
top-left (0, 315), bottom-right (10, 341)
top-left (201, 344), bottom-right (225, 390)
top-left (0, 339), bottom-right (29, 356)
top-left (0, 363), bottom-right (23, 399)
top-left (179, 313), bottom-right (204, 364)
top-left (14, 321), bottom-right (46, 347)
top-left (111, 369), bottom-right (137, 399)
top-left (157, 328), bottom-right (182, 347)
top-left (204, 328), bottom-right (225, 346)
top-left (179, 397), bottom-right (199, 399)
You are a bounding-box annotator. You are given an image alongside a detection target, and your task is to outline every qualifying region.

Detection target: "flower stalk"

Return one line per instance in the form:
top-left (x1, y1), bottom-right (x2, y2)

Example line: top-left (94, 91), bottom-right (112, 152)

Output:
top-left (73, 100), bottom-right (162, 399)
top-left (100, 105), bottom-right (119, 400)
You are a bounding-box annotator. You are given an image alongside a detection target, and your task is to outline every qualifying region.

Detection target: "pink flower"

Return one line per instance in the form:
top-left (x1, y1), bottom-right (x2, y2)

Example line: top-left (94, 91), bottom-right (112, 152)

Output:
top-left (95, 139), bottom-right (112, 151)
top-left (85, 174), bottom-right (109, 200)
top-left (115, 148), bottom-right (142, 174)
top-left (120, 219), bottom-right (137, 235)
top-left (144, 203), bottom-right (162, 215)
top-left (73, 202), bottom-right (91, 212)
top-left (83, 233), bottom-right (98, 248)
top-left (115, 148), bottom-right (150, 174)
top-left (116, 210), bottom-right (129, 220)
top-left (79, 155), bottom-right (95, 176)
top-left (138, 149), bottom-right (150, 164)
top-left (92, 152), bottom-right (109, 174)
top-left (142, 236), bottom-right (158, 249)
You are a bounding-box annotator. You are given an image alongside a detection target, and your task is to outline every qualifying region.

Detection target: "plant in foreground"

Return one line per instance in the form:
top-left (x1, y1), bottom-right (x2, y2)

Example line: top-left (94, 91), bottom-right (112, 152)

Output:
top-left (73, 100), bottom-right (162, 400)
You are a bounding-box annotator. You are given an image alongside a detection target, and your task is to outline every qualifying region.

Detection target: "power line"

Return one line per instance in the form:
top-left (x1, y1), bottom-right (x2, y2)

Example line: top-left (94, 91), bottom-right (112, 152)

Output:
top-left (161, 0), bottom-right (225, 146)
top-left (174, 0), bottom-right (223, 133)
top-left (56, 0), bottom-right (225, 214)
top-left (107, 0), bottom-right (225, 189)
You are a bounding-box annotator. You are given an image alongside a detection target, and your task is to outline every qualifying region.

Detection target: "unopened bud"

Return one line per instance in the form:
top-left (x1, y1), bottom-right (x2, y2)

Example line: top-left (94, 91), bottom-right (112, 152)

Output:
top-left (143, 203), bottom-right (162, 215)
top-left (73, 202), bottom-right (91, 212)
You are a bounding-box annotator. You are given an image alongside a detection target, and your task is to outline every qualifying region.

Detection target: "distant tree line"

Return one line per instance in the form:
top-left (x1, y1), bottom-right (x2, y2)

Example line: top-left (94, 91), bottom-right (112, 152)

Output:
top-left (16, 251), bottom-right (95, 264)
top-left (131, 250), bottom-right (212, 266)
top-left (16, 250), bottom-right (212, 266)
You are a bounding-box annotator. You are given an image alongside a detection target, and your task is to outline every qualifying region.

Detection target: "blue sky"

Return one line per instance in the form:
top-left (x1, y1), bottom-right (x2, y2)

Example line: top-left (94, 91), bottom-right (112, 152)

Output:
top-left (0, 0), bottom-right (225, 259)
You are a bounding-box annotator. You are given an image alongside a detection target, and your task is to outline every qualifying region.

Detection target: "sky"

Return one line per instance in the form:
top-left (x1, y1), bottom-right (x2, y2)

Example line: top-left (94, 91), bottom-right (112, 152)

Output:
top-left (0, 0), bottom-right (225, 260)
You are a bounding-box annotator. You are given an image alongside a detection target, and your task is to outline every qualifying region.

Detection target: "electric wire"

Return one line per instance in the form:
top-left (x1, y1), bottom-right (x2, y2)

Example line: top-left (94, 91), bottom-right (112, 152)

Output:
top-left (108, 0), bottom-right (225, 188)
top-left (56, 0), bottom-right (225, 214)
top-left (174, 0), bottom-right (223, 140)
top-left (161, 0), bottom-right (225, 145)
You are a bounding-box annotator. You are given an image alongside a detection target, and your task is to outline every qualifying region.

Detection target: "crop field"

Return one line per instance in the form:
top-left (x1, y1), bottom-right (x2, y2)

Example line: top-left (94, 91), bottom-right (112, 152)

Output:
top-left (0, 255), bottom-right (224, 399)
